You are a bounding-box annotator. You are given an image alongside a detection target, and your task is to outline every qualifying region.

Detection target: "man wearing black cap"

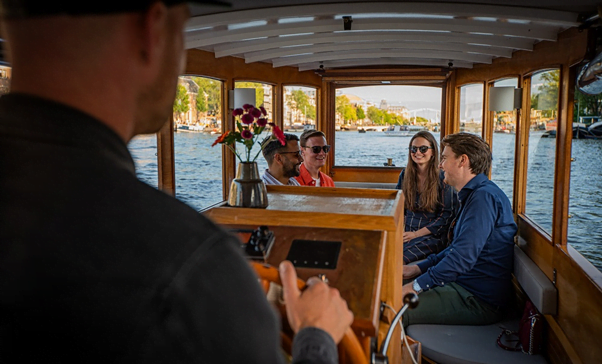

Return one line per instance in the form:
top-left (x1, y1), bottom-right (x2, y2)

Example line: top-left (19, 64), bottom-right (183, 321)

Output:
top-left (0, 1), bottom-right (351, 363)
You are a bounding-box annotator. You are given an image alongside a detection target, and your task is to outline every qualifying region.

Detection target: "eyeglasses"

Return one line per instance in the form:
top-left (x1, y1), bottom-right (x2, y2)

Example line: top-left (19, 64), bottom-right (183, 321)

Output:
top-left (303, 145), bottom-right (331, 154)
top-left (410, 145), bottom-right (433, 154)
top-left (279, 150), bottom-right (302, 158)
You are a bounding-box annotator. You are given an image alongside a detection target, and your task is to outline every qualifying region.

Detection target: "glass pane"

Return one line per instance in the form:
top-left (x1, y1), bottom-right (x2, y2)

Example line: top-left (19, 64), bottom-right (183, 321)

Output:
top-left (128, 134), bottom-right (158, 189)
top-left (174, 76), bottom-right (224, 210)
top-left (491, 78), bottom-right (518, 203)
top-left (334, 85), bottom-right (442, 167)
top-left (283, 86), bottom-right (317, 131)
top-left (459, 83), bottom-right (483, 135)
top-left (569, 87), bottom-right (602, 271)
top-left (525, 70), bottom-right (559, 233)
top-left (235, 82), bottom-right (275, 174)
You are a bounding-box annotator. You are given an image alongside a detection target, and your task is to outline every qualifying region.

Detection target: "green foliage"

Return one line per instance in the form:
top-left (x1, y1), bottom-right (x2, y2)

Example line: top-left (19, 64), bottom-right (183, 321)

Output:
top-left (533, 70), bottom-right (559, 118)
top-left (574, 87), bottom-right (602, 121)
top-left (356, 105), bottom-right (366, 120)
top-left (192, 77), bottom-right (221, 116)
top-left (367, 106), bottom-right (384, 124)
top-left (173, 84), bottom-right (190, 121)
top-left (287, 89), bottom-right (316, 122)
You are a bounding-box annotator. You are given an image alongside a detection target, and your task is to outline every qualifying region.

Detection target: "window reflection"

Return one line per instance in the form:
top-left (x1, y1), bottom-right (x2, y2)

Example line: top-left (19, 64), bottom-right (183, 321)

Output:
top-left (569, 87), bottom-right (602, 271)
top-left (525, 70), bottom-right (559, 233)
top-left (491, 78), bottom-right (518, 203)
top-left (459, 83), bottom-right (483, 135)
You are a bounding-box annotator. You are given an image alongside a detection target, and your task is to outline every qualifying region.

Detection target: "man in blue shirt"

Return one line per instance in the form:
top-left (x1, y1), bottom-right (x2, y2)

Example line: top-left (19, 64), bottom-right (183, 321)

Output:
top-left (402, 132), bottom-right (517, 327)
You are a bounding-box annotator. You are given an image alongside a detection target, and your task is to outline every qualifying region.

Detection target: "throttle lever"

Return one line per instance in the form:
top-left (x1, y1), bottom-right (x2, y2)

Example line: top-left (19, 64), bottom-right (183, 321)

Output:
top-left (372, 293), bottom-right (419, 364)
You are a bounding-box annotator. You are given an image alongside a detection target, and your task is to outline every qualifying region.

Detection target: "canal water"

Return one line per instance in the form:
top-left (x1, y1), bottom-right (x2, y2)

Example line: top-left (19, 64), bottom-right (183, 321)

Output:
top-left (129, 131), bottom-right (602, 270)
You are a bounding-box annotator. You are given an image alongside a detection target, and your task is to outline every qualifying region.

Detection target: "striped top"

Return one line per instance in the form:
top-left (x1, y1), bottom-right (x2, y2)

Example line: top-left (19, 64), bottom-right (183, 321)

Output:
top-left (262, 169), bottom-right (301, 186)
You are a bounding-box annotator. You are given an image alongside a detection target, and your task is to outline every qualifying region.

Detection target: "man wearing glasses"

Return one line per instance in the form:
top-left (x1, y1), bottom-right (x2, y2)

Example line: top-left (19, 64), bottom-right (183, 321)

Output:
top-left (261, 133), bottom-right (303, 186)
top-left (296, 129), bottom-right (336, 187)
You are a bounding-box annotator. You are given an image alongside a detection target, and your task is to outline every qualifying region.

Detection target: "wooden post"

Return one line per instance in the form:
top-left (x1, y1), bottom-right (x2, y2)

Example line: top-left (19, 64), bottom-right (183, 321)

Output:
top-left (157, 115), bottom-right (175, 195)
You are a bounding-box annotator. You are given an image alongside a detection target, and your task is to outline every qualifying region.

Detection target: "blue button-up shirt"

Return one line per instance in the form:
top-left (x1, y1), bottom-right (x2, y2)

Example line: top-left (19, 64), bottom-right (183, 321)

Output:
top-left (416, 174), bottom-right (517, 307)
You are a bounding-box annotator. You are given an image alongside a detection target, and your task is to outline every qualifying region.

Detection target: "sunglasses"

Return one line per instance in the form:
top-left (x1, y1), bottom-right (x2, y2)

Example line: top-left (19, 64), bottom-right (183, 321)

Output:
top-left (303, 145), bottom-right (331, 154)
top-left (410, 145), bottom-right (433, 154)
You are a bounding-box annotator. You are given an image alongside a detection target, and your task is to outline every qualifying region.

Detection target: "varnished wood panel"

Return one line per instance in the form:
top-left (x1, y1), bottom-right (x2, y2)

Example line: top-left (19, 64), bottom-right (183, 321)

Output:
top-left (157, 116), bottom-right (175, 195)
top-left (519, 218), bottom-right (602, 364)
top-left (455, 28), bottom-right (588, 87)
top-left (331, 167), bottom-right (402, 183)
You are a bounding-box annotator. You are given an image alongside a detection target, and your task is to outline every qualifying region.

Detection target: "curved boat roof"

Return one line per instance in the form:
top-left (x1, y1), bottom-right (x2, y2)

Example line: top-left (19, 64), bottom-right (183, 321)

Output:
top-left (186, 0), bottom-right (599, 71)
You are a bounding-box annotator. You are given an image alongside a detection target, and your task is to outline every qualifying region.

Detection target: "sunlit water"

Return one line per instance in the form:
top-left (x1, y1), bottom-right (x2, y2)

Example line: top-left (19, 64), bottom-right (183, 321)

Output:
top-left (129, 131), bottom-right (602, 270)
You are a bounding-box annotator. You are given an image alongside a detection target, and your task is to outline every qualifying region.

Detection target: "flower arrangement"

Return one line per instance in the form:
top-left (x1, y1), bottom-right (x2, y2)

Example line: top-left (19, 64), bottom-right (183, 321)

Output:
top-left (212, 104), bottom-right (285, 163)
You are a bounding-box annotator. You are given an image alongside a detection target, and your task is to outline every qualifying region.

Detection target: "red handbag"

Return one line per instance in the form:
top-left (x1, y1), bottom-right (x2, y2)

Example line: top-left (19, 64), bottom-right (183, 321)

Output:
top-left (497, 300), bottom-right (543, 355)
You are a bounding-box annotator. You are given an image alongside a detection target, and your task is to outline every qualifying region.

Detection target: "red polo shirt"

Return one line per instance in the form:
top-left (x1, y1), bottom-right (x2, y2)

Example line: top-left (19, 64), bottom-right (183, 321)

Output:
top-left (295, 163), bottom-right (335, 187)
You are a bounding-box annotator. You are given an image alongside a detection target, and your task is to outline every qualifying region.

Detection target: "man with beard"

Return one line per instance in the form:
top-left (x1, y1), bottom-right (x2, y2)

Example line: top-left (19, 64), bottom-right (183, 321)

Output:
top-left (0, 1), bottom-right (352, 363)
top-left (261, 133), bottom-right (304, 186)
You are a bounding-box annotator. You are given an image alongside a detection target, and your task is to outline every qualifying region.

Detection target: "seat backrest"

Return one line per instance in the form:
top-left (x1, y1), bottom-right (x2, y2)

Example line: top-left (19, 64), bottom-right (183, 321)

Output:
top-left (514, 242), bottom-right (558, 315)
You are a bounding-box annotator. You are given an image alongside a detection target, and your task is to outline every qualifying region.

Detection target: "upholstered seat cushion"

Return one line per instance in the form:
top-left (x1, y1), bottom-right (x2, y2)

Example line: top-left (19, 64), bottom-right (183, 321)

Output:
top-left (406, 319), bottom-right (548, 364)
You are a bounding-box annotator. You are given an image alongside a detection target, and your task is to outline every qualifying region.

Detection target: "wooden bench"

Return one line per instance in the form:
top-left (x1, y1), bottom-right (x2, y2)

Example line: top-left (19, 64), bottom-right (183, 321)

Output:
top-left (406, 243), bottom-right (557, 364)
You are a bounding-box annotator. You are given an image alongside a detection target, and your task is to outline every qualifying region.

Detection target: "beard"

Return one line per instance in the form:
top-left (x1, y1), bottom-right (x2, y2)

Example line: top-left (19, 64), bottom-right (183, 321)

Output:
top-left (283, 162), bottom-right (301, 178)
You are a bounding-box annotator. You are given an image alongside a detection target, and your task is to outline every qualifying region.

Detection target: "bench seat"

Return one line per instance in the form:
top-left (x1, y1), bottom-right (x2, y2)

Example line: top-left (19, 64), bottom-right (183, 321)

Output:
top-left (406, 244), bottom-right (557, 364)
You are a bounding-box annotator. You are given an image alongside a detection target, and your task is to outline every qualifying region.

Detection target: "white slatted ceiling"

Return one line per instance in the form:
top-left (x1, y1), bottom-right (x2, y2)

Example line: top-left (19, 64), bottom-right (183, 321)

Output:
top-left (185, 2), bottom-right (581, 70)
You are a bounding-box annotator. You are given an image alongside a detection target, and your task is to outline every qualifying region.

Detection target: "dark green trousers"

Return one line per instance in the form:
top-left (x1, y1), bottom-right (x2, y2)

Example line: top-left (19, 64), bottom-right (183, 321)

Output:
top-left (402, 282), bottom-right (503, 328)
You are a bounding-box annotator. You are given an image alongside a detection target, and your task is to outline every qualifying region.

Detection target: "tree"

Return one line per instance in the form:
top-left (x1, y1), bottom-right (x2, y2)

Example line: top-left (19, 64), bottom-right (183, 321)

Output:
top-left (533, 70), bottom-right (559, 118)
top-left (193, 77), bottom-right (221, 116)
top-left (574, 87), bottom-right (602, 121)
top-left (356, 105), bottom-right (366, 121)
top-left (288, 89), bottom-right (315, 123)
top-left (367, 106), bottom-right (384, 124)
top-left (196, 91), bottom-right (207, 121)
top-left (173, 84), bottom-right (189, 122)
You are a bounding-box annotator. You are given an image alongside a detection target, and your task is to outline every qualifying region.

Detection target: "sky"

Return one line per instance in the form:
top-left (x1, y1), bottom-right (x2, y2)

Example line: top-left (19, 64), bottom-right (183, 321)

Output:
top-left (339, 85), bottom-right (442, 111)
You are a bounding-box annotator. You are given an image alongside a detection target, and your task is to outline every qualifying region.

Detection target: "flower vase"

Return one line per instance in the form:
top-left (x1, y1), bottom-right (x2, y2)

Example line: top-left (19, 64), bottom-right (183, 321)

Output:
top-left (228, 162), bottom-right (268, 208)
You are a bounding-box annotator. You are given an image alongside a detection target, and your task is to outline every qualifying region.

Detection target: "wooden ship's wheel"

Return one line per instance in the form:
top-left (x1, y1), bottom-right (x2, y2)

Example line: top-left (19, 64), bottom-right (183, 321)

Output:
top-left (251, 262), bottom-right (369, 364)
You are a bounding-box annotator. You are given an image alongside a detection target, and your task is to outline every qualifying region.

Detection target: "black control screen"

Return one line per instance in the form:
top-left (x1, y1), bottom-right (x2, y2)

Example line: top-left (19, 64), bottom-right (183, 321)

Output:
top-left (286, 239), bottom-right (342, 270)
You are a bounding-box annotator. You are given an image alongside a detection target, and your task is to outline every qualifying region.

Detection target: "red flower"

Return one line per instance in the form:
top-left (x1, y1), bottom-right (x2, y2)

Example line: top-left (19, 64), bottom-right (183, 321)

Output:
top-left (241, 113), bottom-right (254, 124)
top-left (259, 106), bottom-right (267, 116)
top-left (242, 104), bottom-right (253, 111)
top-left (251, 108), bottom-right (262, 118)
top-left (257, 118), bottom-right (267, 127)
top-left (211, 130), bottom-right (230, 147)
top-left (232, 108), bottom-right (244, 117)
top-left (241, 129), bottom-right (253, 139)
top-left (269, 123), bottom-right (286, 146)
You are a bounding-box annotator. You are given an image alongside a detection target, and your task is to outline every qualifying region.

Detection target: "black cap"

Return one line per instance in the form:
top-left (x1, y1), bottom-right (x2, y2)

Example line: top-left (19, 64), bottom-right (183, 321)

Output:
top-left (0, 0), bottom-right (231, 18)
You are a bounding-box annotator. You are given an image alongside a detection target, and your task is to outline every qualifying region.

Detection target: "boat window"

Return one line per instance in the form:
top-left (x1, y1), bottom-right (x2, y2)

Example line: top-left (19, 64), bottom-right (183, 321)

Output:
top-left (128, 134), bottom-right (158, 189)
top-left (459, 83), bottom-right (484, 135)
top-left (525, 69), bottom-right (559, 234)
top-left (235, 81), bottom-right (274, 173)
top-left (569, 87), bottom-right (602, 272)
top-left (333, 85), bottom-right (442, 167)
top-left (284, 85), bottom-right (317, 131)
top-left (173, 75), bottom-right (223, 210)
top-left (490, 78), bottom-right (519, 203)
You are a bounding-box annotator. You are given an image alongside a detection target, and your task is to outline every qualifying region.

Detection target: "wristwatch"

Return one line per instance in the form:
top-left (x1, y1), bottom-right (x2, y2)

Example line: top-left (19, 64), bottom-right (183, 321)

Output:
top-left (412, 280), bottom-right (423, 294)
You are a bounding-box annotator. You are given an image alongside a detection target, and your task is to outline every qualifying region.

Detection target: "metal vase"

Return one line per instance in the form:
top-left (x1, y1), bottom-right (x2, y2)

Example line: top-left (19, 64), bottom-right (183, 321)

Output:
top-left (227, 162), bottom-right (268, 208)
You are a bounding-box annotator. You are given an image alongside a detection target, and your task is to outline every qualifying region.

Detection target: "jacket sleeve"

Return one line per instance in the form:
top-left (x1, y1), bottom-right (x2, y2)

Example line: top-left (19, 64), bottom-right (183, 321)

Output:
top-left (416, 189), bottom-right (497, 291)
